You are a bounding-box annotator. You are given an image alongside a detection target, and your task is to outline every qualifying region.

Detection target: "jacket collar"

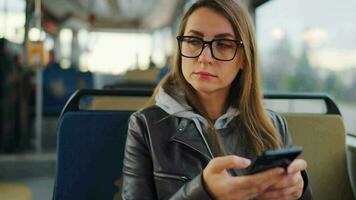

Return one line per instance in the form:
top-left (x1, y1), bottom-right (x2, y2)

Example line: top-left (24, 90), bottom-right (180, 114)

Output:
top-left (170, 119), bottom-right (213, 161)
top-left (156, 85), bottom-right (239, 160)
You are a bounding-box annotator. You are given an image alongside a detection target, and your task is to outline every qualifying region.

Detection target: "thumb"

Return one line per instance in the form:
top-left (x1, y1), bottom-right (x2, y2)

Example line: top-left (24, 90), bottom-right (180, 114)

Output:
top-left (287, 159), bottom-right (307, 174)
top-left (210, 155), bottom-right (251, 173)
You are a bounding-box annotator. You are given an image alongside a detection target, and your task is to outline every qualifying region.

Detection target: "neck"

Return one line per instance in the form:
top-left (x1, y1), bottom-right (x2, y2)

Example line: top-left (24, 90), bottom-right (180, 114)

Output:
top-left (197, 90), bottom-right (229, 122)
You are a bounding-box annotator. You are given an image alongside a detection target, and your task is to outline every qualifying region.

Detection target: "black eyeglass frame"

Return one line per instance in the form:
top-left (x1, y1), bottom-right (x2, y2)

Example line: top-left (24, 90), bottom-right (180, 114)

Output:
top-left (176, 35), bottom-right (243, 61)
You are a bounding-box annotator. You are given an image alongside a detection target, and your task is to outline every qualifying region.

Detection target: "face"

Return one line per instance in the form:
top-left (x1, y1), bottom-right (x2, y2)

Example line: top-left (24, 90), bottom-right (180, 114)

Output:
top-left (181, 7), bottom-right (244, 98)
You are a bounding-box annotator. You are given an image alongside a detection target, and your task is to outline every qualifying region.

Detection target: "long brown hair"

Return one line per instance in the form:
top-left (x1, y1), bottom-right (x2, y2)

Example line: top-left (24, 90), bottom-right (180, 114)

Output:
top-left (149, 0), bottom-right (282, 155)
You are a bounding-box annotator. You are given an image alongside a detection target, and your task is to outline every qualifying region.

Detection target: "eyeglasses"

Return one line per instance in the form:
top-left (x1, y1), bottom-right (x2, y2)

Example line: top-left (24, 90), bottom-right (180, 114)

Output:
top-left (177, 36), bottom-right (243, 61)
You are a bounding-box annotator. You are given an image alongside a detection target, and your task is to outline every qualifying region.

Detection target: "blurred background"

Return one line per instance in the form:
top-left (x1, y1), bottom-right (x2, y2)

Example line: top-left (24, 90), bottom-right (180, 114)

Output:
top-left (0, 0), bottom-right (355, 199)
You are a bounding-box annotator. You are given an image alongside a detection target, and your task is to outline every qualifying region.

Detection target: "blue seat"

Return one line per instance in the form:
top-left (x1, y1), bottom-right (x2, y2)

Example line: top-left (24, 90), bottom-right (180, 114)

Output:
top-left (43, 65), bottom-right (94, 116)
top-left (53, 89), bottom-right (152, 200)
top-left (54, 111), bottom-right (132, 199)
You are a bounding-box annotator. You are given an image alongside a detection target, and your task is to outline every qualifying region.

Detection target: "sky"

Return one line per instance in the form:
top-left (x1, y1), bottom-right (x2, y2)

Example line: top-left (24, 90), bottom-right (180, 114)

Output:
top-left (256, 0), bottom-right (356, 70)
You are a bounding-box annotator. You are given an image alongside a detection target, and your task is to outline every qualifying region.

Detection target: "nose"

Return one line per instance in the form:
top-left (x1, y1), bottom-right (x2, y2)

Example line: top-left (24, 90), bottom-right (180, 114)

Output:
top-left (198, 44), bottom-right (214, 64)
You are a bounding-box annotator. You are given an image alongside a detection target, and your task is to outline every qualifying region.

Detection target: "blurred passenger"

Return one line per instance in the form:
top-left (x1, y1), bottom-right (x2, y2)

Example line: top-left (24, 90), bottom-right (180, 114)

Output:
top-left (148, 56), bottom-right (157, 69)
top-left (0, 38), bottom-right (17, 152)
top-left (46, 50), bottom-right (60, 69)
top-left (121, 0), bottom-right (312, 199)
top-left (13, 53), bottom-right (34, 151)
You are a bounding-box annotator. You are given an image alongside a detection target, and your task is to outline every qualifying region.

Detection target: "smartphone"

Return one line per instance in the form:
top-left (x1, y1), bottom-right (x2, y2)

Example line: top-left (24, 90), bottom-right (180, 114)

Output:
top-left (248, 146), bottom-right (303, 174)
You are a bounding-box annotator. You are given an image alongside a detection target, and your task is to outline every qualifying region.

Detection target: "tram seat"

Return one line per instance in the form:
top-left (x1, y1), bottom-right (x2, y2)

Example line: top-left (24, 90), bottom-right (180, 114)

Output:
top-left (348, 140), bottom-right (356, 198)
top-left (43, 66), bottom-right (94, 116)
top-left (0, 183), bottom-right (32, 200)
top-left (53, 89), bottom-right (152, 200)
top-left (265, 94), bottom-right (355, 200)
top-left (285, 114), bottom-right (354, 200)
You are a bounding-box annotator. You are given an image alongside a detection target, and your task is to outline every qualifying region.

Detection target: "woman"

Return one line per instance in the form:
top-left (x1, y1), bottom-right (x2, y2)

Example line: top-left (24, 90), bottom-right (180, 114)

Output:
top-left (121, 0), bottom-right (312, 199)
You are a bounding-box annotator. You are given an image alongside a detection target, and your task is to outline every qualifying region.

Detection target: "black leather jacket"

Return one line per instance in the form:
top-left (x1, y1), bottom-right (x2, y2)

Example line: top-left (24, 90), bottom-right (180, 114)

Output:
top-left (121, 105), bottom-right (312, 200)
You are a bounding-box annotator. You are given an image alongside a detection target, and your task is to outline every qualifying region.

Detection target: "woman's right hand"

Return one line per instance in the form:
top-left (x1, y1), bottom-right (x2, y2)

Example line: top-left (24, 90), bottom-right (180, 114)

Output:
top-left (203, 155), bottom-right (285, 200)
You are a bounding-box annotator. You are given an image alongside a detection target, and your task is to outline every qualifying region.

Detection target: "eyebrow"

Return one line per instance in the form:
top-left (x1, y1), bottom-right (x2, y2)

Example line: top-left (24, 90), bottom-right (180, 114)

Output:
top-left (187, 30), bottom-right (235, 39)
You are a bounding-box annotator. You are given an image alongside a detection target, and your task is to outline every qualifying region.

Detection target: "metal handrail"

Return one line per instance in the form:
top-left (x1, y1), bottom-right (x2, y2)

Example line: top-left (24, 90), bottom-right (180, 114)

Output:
top-left (60, 89), bottom-right (341, 118)
top-left (59, 88), bottom-right (153, 118)
top-left (264, 92), bottom-right (341, 115)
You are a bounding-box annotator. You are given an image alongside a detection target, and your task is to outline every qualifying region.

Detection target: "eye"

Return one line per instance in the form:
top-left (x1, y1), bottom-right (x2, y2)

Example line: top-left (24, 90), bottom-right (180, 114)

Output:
top-left (215, 40), bottom-right (235, 49)
top-left (184, 37), bottom-right (202, 46)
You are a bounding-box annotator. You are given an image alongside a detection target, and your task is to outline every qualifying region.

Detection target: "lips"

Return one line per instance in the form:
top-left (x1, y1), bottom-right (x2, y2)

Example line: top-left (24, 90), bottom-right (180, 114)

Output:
top-left (194, 71), bottom-right (217, 79)
top-left (194, 71), bottom-right (217, 77)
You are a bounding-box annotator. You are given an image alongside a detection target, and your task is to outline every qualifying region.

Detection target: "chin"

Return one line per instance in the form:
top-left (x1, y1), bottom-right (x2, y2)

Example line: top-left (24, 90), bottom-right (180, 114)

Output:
top-left (191, 83), bottom-right (218, 94)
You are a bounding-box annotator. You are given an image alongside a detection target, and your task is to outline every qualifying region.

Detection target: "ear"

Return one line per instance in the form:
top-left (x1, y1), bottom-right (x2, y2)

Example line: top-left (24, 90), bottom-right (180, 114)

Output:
top-left (239, 51), bottom-right (246, 70)
top-left (239, 57), bottom-right (246, 70)
top-left (242, 59), bottom-right (246, 70)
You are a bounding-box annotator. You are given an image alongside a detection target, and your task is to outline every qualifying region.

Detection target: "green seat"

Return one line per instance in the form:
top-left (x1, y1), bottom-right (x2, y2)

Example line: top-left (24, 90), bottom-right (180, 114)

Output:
top-left (0, 183), bottom-right (32, 200)
top-left (347, 135), bottom-right (356, 197)
top-left (285, 114), bottom-right (354, 200)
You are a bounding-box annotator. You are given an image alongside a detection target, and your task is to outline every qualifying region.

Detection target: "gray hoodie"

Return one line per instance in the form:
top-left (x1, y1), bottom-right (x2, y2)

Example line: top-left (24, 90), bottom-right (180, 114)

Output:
top-left (155, 86), bottom-right (240, 135)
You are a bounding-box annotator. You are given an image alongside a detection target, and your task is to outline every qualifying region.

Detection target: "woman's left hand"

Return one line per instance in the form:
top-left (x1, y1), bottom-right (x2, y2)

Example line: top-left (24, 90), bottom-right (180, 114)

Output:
top-left (256, 159), bottom-right (307, 200)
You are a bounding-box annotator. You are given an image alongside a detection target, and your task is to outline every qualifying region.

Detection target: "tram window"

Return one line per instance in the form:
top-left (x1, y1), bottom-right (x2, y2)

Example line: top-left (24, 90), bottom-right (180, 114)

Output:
top-left (256, 0), bottom-right (356, 135)
top-left (0, 0), bottom-right (25, 43)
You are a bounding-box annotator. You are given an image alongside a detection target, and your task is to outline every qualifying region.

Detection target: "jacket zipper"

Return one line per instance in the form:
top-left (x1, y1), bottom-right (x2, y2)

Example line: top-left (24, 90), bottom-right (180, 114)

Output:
top-left (154, 172), bottom-right (190, 182)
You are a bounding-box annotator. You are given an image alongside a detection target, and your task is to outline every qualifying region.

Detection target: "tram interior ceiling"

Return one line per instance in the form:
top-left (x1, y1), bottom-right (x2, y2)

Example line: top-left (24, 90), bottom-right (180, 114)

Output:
top-left (41, 0), bottom-right (186, 31)
top-left (41, 0), bottom-right (270, 31)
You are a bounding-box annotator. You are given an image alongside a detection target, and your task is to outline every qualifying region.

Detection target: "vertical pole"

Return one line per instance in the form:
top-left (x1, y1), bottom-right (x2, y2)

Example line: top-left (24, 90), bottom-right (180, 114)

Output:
top-left (23, 0), bottom-right (30, 65)
top-left (71, 30), bottom-right (80, 69)
top-left (35, 0), bottom-right (41, 29)
top-left (3, 0), bottom-right (7, 37)
top-left (34, 0), bottom-right (43, 153)
top-left (35, 67), bottom-right (43, 153)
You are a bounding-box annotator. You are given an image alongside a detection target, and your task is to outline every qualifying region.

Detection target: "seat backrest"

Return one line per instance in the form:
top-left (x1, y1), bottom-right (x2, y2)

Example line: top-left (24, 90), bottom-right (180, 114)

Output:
top-left (265, 93), bottom-right (355, 199)
top-left (0, 183), bottom-right (32, 200)
top-left (90, 96), bottom-right (149, 111)
top-left (53, 89), bottom-right (152, 200)
top-left (54, 111), bottom-right (132, 200)
top-left (284, 114), bottom-right (354, 200)
top-left (347, 138), bottom-right (356, 198)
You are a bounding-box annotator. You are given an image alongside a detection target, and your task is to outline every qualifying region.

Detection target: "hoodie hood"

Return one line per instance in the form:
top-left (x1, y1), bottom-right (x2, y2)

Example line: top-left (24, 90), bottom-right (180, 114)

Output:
top-left (155, 86), bottom-right (239, 132)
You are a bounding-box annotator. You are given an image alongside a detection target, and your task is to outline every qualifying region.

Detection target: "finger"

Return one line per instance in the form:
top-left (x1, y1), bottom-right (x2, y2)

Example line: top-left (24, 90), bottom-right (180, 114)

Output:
top-left (268, 172), bottom-right (302, 190)
top-left (250, 167), bottom-right (285, 184)
top-left (210, 155), bottom-right (251, 173)
top-left (287, 159), bottom-right (307, 174)
top-left (257, 184), bottom-right (302, 199)
top-left (232, 168), bottom-right (285, 196)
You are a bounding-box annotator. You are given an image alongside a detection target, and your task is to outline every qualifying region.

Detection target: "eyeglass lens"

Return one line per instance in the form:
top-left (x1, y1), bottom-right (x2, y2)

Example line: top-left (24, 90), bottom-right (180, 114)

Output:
top-left (179, 36), bottom-right (239, 61)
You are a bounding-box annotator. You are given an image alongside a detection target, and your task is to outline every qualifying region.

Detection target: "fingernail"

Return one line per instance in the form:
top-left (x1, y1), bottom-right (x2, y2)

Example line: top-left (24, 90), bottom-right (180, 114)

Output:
top-left (242, 158), bottom-right (251, 166)
top-left (278, 168), bottom-right (285, 174)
